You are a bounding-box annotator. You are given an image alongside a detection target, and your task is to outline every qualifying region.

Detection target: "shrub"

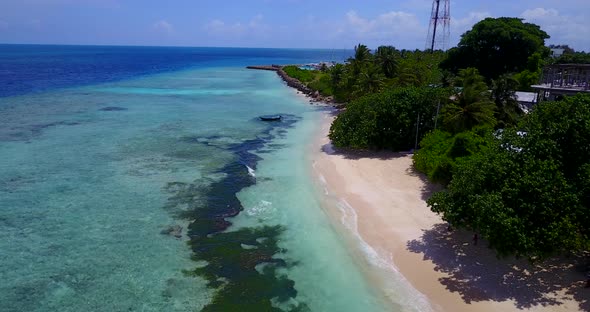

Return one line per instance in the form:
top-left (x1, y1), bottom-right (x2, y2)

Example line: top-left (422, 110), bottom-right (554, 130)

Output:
top-left (329, 87), bottom-right (448, 151)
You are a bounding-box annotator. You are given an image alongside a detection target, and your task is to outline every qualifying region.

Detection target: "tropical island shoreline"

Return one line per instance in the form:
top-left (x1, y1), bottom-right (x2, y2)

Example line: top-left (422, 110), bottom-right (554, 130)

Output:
top-left (247, 65), bottom-right (344, 107)
top-left (249, 63), bottom-right (589, 311)
top-left (309, 113), bottom-right (586, 312)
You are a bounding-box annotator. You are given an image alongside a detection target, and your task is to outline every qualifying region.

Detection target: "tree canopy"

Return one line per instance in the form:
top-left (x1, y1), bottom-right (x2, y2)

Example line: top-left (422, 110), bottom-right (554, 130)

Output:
top-left (329, 87), bottom-right (449, 150)
top-left (442, 68), bottom-right (496, 133)
top-left (554, 51), bottom-right (590, 64)
top-left (421, 94), bottom-right (590, 259)
top-left (441, 17), bottom-right (550, 80)
top-left (330, 45), bottom-right (446, 102)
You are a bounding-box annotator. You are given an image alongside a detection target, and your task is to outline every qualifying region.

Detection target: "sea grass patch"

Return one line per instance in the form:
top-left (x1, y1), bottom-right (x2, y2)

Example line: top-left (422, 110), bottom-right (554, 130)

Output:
top-left (164, 115), bottom-right (308, 310)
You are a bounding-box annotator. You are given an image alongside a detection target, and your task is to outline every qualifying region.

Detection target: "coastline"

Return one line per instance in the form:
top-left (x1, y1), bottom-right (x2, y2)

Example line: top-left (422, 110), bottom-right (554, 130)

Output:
top-left (247, 65), bottom-right (342, 106)
top-left (309, 113), bottom-right (588, 312)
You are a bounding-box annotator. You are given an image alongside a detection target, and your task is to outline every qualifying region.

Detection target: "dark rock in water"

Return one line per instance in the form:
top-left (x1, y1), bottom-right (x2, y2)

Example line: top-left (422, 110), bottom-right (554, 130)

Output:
top-left (29, 121), bottom-right (81, 137)
top-left (99, 106), bottom-right (128, 111)
top-left (161, 225), bottom-right (183, 238)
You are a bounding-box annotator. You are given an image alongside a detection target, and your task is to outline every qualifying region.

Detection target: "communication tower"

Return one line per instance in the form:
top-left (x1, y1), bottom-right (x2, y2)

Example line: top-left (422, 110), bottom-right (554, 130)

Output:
top-left (426, 0), bottom-right (451, 51)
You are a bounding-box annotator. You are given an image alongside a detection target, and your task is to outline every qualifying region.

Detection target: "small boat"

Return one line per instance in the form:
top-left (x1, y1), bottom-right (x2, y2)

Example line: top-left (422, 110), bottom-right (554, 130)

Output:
top-left (259, 115), bottom-right (282, 121)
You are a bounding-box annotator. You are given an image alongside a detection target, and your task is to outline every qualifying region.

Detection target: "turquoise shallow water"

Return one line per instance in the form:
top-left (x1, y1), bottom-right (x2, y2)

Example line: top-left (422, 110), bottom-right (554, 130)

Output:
top-left (0, 63), bottom-right (395, 311)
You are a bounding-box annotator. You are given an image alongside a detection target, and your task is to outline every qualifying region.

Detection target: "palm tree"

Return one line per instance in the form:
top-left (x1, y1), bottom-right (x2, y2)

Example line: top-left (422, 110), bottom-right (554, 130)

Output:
top-left (396, 67), bottom-right (419, 87)
top-left (330, 63), bottom-right (345, 87)
top-left (353, 64), bottom-right (385, 97)
top-left (443, 68), bottom-right (497, 133)
top-left (351, 44), bottom-right (372, 63)
top-left (348, 44), bottom-right (372, 75)
top-left (374, 46), bottom-right (398, 78)
top-left (491, 74), bottom-right (521, 128)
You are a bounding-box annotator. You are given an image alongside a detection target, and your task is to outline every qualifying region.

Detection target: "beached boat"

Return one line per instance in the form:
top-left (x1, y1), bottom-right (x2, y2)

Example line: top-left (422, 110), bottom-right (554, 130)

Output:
top-left (259, 115), bottom-right (282, 121)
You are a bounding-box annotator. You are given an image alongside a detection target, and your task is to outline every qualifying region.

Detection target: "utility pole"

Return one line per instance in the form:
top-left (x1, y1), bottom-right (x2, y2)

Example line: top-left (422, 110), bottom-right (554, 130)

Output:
top-left (434, 100), bottom-right (441, 130)
top-left (414, 113), bottom-right (420, 151)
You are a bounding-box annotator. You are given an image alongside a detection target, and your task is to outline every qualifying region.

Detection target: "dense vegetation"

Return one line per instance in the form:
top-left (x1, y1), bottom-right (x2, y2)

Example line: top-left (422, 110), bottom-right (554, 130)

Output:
top-left (282, 65), bottom-right (333, 95)
top-left (413, 18), bottom-right (590, 259)
top-left (325, 45), bottom-right (448, 150)
top-left (329, 87), bottom-right (448, 150)
top-left (549, 44), bottom-right (590, 64)
top-left (330, 45), bottom-right (446, 102)
top-left (441, 17), bottom-right (550, 81)
top-left (308, 15), bottom-right (590, 259)
top-left (554, 51), bottom-right (590, 64)
top-left (413, 127), bottom-right (493, 185)
top-left (421, 94), bottom-right (590, 259)
top-left (282, 65), bottom-right (317, 83)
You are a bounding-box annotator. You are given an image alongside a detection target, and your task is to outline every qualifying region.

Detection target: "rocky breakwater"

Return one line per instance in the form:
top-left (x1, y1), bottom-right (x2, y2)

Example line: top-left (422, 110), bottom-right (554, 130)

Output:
top-left (246, 65), bottom-right (334, 104)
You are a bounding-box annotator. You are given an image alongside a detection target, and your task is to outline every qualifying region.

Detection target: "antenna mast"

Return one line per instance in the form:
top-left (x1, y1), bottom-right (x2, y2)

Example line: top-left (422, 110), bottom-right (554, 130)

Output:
top-left (426, 0), bottom-right (451, 51)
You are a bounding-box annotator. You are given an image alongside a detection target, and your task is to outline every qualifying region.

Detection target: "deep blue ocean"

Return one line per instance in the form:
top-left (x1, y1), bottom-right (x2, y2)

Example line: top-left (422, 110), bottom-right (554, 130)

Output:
top-left (0, 44), bottom-right (349, 98)
top-left (1, 45), bottom-right (424, 312)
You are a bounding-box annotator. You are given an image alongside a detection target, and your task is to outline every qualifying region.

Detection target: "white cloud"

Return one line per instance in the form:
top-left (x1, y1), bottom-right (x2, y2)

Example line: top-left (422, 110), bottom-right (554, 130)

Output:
top-left (453, 12), bottom-right (490, 32)
top-left (521, 7), bottom-right (560, 20)
top-left (203, 15), bottom-right (270, 37)
top-left (26, 19), bottom-right (42, 31)
top-left (521, 8), bottom-right (589, 50)
top-left (324, 10), bottom-right (426, 48)
top-left (205, 19), bottom-right (225, 31)
top-left (153, 20), bottom-right (173, 34)
top-left (451, 11), bottom-right (491, 43)
top-left (344, 10), bottom-right (423, 37)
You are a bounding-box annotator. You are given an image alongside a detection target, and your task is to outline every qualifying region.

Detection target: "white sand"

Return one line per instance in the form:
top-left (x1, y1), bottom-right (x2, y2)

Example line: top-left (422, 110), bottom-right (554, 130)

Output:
top-left (310, 112), bottom-right (588, 312)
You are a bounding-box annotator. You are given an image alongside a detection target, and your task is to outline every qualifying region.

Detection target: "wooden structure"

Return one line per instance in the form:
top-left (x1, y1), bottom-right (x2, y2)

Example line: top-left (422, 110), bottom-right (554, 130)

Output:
top-left (532, 64), bottom-right (590, 101)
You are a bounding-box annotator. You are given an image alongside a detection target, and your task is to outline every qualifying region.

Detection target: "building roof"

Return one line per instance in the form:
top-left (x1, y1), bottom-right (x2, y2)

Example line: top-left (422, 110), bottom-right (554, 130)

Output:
top-left (531, 84), bottom-right (590, 92)
top-left (546, 63), bottom-right (590, 69)
top-left (515, 91), bottom-right (537, 103)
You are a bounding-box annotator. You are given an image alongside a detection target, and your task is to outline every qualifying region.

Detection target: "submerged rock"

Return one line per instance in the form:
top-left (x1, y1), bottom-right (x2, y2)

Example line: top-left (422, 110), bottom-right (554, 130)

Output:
top-left (99, 106), bottom-right (128, 111)
top-left (160, 225), bottom-right (183, 238)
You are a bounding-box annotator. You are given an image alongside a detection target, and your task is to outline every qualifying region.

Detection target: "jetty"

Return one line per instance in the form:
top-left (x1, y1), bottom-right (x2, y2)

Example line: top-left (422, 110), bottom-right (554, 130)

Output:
top-left (246, 65), bottom-right (282, 71)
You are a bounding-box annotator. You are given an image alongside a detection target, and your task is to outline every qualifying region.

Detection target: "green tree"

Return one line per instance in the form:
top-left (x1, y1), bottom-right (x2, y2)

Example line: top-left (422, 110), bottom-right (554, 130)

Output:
top-left (282, 65), bottom-right (315, 83)
top-left (348, 44), bottom-right (372, 75)
top-left (396, 64), bottom-right (421, 87)
top-left (443, 68), bottom-right (496, 133)
top-left (427, 94), bottom-right (590, 259)
top-left (320, 44), bottom-right (447, 102)
top-left (414, 127), bottom-right (493, 185)
top-left (330, 63), bottom-right (345, 86)
top-left (555, 51), bottom-right (590, 64)
top-left (413, 130), bottom-right (455, 183)
top-left (329, 87), bottom-right (448, 150)
top-left (513, 52), bottom-right (545, 91)
top-left (353, 64), bottom-right (386, 97)
top-left (441, 17), bottom-right (550, 80)
top-left (513, 69), bottom-right (539, 91)
top-left (491, 74), bottom-right (521, 128)
top-left (374, 46), bottom-right (398, 78)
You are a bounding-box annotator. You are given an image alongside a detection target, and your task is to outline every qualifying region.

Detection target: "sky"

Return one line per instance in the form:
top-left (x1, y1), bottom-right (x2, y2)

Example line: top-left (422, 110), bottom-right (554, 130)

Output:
top-left (0, 0), bottom-right (588, 51)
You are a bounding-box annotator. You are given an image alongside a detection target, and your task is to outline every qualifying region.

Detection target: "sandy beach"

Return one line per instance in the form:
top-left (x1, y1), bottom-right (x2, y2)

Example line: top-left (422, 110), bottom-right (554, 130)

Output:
top-left (311, 112), bottom-right (589, 312)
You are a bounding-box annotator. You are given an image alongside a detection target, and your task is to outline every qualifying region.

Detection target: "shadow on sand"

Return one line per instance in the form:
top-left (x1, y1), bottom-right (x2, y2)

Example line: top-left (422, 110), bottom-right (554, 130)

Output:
top-left (404, 164), bottom-right (444, 201)
top-left (407, 223), bottom-right (590, 311)
top-left (320, 143), bottom-right (412, 161)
